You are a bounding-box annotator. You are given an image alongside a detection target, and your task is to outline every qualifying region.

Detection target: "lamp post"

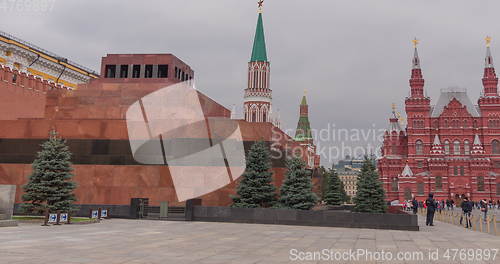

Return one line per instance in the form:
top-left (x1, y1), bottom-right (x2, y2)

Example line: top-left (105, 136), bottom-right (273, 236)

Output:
top-left (488, 172), bottom-right (497, 202)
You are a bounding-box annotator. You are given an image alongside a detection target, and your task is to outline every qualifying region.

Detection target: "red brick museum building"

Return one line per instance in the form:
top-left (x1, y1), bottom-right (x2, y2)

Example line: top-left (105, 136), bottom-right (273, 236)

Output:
top-left (379, 40), bottom-right (500, 203)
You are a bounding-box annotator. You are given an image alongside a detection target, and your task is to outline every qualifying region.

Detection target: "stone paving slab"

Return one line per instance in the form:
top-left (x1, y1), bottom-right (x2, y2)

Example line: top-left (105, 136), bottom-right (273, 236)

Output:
top-left (0, 215), bottom-right (499, 264)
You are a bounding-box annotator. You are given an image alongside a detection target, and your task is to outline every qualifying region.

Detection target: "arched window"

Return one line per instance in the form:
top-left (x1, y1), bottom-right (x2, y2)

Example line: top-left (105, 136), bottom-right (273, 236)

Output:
top-left (391, 146), bottom-right (398, 155)
top-left (416, 140), bottom-right (424, 155)
top-left (453, 140), bottom-right (461, 155)
top-left (435, 176), bottom-right (442, 191)
top-left (253, 71), bottom-right (258, 88)
top-left (261, 105), bottom-right (268, 123)
top-left (493, 140), bottom-right (500, 154)
top-left (463, 119), bottom-right (468, 128)
top-left (417, 182), bottom-right (424, 195)
top-left (444, 120), bottom-right (448, 127)
top-left (477, 176), bottom-right (485, 191)
top-left (391, 178), bottom-right (398, 191)
top-left (252, 112), bottom-right (256, 122)
top-left (404, 188), bottom-right (412, 200)
top-left (444, 140), bottom-right (450, 155)
top-left (464, 140), bottom-right (470, 155)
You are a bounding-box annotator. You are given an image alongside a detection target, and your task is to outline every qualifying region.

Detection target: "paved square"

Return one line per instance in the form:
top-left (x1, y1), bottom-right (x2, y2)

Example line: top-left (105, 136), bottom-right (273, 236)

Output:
top-left (0, 216), bottom-right (499, 264)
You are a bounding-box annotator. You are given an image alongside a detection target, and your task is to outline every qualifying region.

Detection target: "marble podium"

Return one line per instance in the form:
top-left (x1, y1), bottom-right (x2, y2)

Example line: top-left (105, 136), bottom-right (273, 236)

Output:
top-left (0, 185), bottom-right (18, 227)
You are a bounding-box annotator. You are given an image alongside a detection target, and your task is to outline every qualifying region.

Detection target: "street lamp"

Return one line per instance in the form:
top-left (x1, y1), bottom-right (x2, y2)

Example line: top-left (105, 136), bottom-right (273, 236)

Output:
top-left (488, 172), bottom-right (497, 202)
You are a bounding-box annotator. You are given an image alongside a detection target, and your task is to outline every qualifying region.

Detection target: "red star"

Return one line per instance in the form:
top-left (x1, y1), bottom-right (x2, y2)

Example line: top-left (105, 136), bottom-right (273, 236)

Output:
top-left (258, 0), bottom-right (264, 8)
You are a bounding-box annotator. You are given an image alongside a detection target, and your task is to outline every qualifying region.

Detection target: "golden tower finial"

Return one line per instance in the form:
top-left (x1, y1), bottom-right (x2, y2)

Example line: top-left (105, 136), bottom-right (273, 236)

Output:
top-left (485, 36), bottom-right (492, 47)
top-left (391, 103), bottom-right (396, 114)
top-left (412, 38), bottom-right (419, 48)
top-left (257, 0), bottom-right (264, 13)
top-left (304, 89), bottom-right (308, 96)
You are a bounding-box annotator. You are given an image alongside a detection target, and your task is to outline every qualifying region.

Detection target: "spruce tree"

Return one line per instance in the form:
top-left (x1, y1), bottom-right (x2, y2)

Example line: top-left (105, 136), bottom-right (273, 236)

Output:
top-left (353, 158), bottom-right (386, 213)
top-left (279, 157), bottom-right (318, 210)
top-left (22, 130), bottom-right (77, 214)
top-left (232, 141), bottom-right (277, 208)
top-left (318, 166), bottom-right (329, 200)
top-left (323, 169), bottom-right (343, 206)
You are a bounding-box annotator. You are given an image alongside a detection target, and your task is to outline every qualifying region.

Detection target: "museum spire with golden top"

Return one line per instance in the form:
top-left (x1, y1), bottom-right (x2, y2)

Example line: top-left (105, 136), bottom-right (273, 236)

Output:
top-left (482, 36), bottom-right (499, 97)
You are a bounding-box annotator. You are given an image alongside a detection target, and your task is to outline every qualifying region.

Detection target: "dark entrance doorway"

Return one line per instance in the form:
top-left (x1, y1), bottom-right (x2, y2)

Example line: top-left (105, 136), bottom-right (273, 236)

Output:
top-left (130, 198), bottom-right (149, 219)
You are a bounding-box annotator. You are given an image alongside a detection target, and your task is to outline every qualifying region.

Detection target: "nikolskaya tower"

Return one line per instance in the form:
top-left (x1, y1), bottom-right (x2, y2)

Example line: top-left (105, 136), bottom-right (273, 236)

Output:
top-left (244, 1), bottom-right (273, 123)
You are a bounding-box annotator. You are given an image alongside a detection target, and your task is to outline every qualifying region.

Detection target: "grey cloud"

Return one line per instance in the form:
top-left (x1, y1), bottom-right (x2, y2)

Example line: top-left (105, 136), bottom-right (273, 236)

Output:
top-left (2, 0), bottom-right (499, 164)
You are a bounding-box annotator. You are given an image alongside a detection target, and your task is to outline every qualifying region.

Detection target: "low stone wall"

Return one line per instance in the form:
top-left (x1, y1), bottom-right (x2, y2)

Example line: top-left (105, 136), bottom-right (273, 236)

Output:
top-left (14, 204), bottom-right (131, 218)
top-left (193, 206), bottom-right (419, 231)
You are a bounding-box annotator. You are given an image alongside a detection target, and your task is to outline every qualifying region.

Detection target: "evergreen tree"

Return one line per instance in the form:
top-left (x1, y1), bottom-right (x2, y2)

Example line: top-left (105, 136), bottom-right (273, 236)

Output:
top-left (353, 157), bottom-right (386, 213)
top-left (318, 166), bottom-right (329, 200)
top-left (323, 169), bottom-right (343, 206)
top-left (22, 130), bottom-right (77, 214)
top-left (279, 157), bottom-right (318, 210)
top-left (232, 141), bottom-right (277, 208)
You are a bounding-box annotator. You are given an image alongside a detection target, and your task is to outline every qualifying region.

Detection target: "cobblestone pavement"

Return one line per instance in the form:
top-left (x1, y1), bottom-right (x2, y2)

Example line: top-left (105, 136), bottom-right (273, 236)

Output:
top-left (0, 216), bottom-right (499, 264)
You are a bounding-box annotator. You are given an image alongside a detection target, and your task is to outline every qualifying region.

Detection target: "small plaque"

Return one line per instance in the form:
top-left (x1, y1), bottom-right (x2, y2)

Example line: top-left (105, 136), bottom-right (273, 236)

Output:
top-left (48, 213), bottom-right (58, 223)
top-left (59, 213), bottom-right (68, 223)
top-left (100, 209), bottom-right (108, 218)
top-left (91, 210), bottom-right (99, 219)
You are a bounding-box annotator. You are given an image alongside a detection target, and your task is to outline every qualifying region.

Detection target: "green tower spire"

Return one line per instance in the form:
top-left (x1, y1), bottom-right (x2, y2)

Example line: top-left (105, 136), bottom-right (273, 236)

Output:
top-left (250, 13), bottom-right (268, 62)
top-left (301, 95), bottom-right (307, 106)
top-left (295, 93), bottom-right (312, 141)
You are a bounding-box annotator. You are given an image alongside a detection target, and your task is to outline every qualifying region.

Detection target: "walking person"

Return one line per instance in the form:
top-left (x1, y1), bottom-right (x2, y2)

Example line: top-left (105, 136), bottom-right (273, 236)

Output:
top-left (460, 197), bottom-right (472, 228)
top-left (412, 197), bottom-right (418, 215)
top-left (425, 193), bottom-right (437, 226)
top-left (480, 199), bottom-right (488, 223)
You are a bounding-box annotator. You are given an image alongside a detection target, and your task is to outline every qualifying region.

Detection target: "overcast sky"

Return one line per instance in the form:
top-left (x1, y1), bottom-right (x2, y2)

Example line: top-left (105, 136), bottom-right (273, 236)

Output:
top-left (2, 0), bottom-right (499, 164)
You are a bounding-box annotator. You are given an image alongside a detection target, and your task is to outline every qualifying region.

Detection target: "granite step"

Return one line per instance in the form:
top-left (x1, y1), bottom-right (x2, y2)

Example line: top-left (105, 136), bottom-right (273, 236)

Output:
top-left (0, 214), bottom-right (7, 220)
top-left (0, 220), bottom-right (18, 227)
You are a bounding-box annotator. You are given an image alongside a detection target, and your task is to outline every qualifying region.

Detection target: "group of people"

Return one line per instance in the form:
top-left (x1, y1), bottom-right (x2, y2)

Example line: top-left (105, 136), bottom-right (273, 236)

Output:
top-left (402, 195), bottom-right (497, 228)
top-left (403, 198), bottom-right (455, 213)
top-left (401, 195), bottom-right (436, 225)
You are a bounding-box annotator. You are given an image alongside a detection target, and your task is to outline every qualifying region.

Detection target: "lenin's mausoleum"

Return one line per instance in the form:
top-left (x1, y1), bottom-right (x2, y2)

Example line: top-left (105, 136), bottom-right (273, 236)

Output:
top-left (0, 9), bottom-right (320, 216)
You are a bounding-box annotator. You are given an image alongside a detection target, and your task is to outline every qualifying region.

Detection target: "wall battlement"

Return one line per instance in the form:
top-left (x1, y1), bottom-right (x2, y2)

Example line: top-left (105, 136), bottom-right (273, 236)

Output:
top-left (0, 65), bottom-right (69, 120)
top-left (0, 65), bottom-right (69, 93)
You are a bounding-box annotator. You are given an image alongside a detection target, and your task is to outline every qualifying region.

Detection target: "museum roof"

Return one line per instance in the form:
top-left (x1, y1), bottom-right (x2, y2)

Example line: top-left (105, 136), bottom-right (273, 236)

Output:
top-left (430, 88), bottom-right (480, 117)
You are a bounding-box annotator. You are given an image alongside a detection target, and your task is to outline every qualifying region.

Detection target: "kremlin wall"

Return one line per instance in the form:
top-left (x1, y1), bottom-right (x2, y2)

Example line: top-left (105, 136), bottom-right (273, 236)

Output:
top-left (0, 9), bottom-right (320, 216)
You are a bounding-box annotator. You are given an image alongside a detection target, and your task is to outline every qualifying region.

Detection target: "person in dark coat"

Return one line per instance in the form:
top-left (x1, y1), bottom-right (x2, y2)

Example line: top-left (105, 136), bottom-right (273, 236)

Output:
top-left (460, 197), bottom-right (472, 228)
top-left (425, 193), bottom-right (437, 226)
top-left (411, 197), bottom-right (418, 214)
top-left (480, 199), bottom-right (488, 223)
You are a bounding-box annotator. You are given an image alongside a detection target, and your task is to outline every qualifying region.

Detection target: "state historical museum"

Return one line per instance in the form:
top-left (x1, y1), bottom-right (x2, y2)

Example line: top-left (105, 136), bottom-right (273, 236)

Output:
top-left (379, 39), bottom-right (500, 203)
